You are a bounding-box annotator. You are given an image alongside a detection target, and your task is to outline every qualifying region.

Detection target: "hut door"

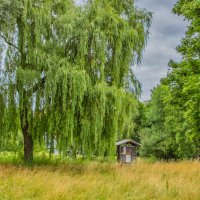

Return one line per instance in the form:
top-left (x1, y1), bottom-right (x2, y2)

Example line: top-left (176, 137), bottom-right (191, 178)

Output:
top-left (126, 155), bottom-right (131, 163)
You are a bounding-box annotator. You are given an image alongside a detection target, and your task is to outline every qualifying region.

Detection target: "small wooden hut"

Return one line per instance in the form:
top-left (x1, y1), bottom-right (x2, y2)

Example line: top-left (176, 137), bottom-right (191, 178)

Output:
top-left (116, 139), bottom-right (141, 163)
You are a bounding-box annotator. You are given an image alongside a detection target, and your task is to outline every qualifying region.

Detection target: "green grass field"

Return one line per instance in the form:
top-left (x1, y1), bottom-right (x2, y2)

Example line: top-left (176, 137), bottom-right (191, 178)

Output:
top-left (0, 159), bottom-right (199, 200)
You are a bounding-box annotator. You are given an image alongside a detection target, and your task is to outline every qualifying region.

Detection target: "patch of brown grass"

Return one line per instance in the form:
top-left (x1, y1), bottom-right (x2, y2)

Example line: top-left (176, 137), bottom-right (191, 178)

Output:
top-left (0, 160), bottom-right (199, 200)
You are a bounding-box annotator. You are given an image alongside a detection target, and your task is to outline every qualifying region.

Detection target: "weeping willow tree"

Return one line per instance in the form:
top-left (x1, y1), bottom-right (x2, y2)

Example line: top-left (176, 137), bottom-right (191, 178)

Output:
top-left (0, 0), bottom-right (151, 161)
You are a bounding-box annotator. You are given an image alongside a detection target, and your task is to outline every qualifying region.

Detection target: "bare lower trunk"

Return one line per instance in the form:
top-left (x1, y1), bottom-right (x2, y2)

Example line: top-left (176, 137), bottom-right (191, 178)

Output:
top-left (22, 123), bottom-right (34, 162)
top-left (20, 101), bottom-right (34, 162)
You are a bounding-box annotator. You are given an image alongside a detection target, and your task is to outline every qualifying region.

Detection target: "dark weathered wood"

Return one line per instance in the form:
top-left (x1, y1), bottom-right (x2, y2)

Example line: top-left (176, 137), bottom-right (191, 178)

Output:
top-left (117, 146), bottom-right (120, 161)
top-left (116, 139), bottom-right (139, 164)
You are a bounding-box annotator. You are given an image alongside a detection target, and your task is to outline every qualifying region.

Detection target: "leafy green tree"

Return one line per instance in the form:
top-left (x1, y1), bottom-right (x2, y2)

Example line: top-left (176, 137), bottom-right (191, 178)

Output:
top-left (166, 0), bottom-right (200, 159)
top-left (0, 0), bottom-right (151, 161)
top-left (140, 0), bottom-right (200, 160)
top-left (140, 85), bottom-right (179, 159)
top-left (140, 84), bottom-right (195, 160)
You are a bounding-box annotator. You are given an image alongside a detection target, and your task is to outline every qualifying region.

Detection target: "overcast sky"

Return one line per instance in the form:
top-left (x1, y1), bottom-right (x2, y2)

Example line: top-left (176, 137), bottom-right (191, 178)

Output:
top-left (134, 0), bottom-right (188, 101)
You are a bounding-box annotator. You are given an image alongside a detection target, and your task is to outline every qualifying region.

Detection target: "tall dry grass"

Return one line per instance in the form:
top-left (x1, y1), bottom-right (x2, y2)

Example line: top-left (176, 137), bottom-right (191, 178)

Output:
top-left (0, 160), bottom-right (199, 200)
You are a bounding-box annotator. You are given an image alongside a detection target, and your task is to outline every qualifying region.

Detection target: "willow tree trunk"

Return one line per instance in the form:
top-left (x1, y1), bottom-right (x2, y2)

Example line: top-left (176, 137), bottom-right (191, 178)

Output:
top-left (20, 104), bottom-right (34, 162)
top-left (17, 15), bottom-right (34, 162)
top-left (22, 122), bottom-right (34, 162)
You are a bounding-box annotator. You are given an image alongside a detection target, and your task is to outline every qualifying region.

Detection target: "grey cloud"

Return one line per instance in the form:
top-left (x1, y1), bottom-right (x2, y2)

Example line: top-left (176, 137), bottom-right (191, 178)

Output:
top-left (135, 0), bottom-right (177, 10)
top-left (133, 0), bottom-right (188, 101)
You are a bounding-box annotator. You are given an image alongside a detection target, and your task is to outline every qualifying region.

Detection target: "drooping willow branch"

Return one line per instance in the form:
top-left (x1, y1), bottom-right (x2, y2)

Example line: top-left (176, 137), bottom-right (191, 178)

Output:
top-left (0, 34), bottom-right (18, 50)
top-left (0, 0), bottom-right (151, 159)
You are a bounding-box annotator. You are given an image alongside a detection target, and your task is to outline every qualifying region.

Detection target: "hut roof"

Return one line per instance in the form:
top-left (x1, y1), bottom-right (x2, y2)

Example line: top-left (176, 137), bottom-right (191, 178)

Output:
top-left (116, 139), bottom-right (141, 147)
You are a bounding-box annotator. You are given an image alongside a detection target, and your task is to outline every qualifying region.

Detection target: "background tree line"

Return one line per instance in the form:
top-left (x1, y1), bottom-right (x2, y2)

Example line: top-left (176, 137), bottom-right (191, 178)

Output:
top-left (139, 0), bottom-right (200, 160)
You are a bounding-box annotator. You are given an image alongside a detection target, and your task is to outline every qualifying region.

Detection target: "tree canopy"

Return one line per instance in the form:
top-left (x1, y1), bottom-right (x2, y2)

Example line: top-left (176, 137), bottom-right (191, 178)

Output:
top-left (140, 0), bottom-right (200, 160)
top-left (0, 0), bottom-right (151, 161)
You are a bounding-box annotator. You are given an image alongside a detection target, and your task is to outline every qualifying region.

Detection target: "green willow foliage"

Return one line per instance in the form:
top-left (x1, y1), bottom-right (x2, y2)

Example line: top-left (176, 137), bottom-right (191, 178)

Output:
top-left (0, 0), bottom-right (151, 160)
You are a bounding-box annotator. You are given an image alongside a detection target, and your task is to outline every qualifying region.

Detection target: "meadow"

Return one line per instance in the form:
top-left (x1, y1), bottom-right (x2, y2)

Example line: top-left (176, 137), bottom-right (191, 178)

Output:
top-left (0, 157), bottom-right (199, 200)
